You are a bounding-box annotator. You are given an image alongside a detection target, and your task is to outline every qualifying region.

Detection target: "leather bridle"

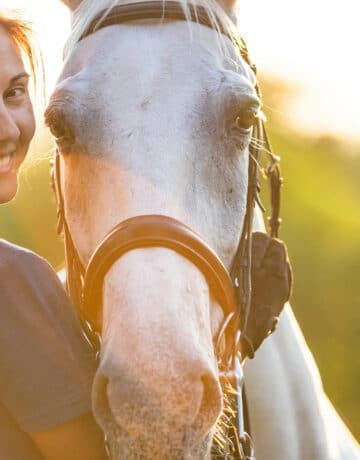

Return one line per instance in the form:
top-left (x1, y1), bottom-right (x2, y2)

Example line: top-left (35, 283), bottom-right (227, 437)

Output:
top-left (51, 3), bottom-right (283, 459)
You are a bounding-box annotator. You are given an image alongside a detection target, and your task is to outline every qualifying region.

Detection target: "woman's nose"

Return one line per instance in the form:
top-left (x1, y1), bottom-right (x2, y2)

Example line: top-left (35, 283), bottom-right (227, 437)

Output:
top-left (0, 102), bottom-right (20, 144)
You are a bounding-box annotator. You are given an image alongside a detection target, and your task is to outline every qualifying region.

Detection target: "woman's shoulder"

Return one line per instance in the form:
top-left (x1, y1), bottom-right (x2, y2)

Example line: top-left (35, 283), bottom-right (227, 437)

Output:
top-left (0, 239), bottom-right (59, 292)
top-left (0, 243), bottom-right (97, 435)
top-left (0, 239), bottom-right (50, 271)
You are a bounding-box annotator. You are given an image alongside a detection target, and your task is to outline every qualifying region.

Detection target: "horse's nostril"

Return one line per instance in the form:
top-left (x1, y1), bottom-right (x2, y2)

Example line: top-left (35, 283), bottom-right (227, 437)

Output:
top-left (93, 362), bottom-right (223, 443)
top-left (92, 372), bottom-right (114, 430)
top-left (191, 372), bottom-right (223, 439)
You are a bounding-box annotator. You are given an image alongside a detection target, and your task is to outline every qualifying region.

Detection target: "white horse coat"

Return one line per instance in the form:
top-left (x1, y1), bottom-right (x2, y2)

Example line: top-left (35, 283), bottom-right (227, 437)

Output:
top-left (52, 0), bottom-right (360, 458)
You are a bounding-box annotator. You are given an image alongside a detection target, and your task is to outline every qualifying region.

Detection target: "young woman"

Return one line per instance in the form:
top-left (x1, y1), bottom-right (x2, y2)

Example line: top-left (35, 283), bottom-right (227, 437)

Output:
top-left (0, 13), bottom-right (107, 460)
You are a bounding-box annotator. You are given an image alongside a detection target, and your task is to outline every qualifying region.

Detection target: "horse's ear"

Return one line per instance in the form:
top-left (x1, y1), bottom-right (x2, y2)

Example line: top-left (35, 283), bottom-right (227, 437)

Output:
top-left (59, 0), bottom-right (82, 10)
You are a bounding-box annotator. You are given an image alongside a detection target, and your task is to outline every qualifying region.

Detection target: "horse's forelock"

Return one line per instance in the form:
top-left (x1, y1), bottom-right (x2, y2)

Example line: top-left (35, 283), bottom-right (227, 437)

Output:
top-left (64, 0), bottom-right (242, 60)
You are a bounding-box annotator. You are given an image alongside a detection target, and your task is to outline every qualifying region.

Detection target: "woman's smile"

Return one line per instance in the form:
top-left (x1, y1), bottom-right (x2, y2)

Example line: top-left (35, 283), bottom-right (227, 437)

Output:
top-left (0, 151), bottom-right (16, 173)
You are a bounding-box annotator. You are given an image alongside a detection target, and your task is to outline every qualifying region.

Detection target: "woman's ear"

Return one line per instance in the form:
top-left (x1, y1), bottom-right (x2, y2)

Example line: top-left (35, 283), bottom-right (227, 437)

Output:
top-left (59, 0), bottom-right (83, 11)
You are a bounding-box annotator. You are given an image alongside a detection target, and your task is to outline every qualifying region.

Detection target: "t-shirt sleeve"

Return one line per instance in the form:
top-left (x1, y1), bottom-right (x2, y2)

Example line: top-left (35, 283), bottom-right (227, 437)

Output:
top-left (0, 242), bottom-right (97, 433)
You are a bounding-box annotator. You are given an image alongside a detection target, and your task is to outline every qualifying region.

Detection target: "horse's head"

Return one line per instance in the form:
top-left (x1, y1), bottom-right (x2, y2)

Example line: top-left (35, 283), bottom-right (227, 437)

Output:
top-left (47, 1), bottom-right (260, 457)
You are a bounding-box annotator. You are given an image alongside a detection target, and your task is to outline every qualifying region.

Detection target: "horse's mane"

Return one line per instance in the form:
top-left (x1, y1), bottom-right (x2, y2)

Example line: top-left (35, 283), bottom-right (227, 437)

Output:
top-left (64, 0), bottom-right (243, 58)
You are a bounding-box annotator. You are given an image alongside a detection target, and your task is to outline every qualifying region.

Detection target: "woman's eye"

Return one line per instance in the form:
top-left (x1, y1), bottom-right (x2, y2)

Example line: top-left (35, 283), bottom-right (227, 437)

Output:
top-left (5, 86), bottom-right (27, 99)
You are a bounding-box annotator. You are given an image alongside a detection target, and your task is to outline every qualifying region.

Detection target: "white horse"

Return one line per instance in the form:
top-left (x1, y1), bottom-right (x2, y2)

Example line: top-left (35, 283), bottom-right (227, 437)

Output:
top-left (49, 0), bottom-right (360, 458)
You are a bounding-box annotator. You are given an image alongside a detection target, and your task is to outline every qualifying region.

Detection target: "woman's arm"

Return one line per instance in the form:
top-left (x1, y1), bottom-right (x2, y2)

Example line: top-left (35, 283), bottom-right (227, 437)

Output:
top-left (0, 241), bottom-right (105, 459)
top-left (31, 412), bottom-right (108, 460)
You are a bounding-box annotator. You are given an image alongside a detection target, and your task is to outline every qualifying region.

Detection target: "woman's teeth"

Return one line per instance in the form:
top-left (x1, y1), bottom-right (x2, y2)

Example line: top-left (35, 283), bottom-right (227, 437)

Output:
top-left (0, 154), bottom-right (12, 169)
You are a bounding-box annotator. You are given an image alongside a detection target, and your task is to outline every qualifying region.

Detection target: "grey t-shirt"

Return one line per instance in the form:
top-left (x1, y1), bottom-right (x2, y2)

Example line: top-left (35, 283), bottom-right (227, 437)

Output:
top-left (0, 240), bottom-right (98, 459)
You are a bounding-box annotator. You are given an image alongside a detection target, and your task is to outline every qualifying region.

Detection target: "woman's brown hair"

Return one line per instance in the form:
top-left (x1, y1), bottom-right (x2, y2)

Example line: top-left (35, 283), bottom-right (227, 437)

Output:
top-left (0, 11), bottom-right (40, 88)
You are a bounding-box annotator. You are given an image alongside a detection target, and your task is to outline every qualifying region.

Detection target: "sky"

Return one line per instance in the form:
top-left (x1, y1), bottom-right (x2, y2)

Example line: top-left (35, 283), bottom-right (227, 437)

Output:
top-left (1, 0), bottom-right (360, 141)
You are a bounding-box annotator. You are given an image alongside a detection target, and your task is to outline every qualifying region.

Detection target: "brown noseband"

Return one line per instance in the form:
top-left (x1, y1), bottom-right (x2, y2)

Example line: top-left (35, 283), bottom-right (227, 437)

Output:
top-left (82, 214), bottom-right (237, 339)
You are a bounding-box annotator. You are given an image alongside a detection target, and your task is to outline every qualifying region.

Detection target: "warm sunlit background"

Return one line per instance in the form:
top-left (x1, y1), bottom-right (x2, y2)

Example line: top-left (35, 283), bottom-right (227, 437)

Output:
top-left (2, 0), bottom-right (360, 141)
top-left (1, 0), bottom-right (359, 441)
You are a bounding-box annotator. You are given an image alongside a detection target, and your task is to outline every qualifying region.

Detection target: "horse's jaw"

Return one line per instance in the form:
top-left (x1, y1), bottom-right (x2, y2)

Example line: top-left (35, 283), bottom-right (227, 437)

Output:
top-left (90, 248), bottom-right (224, 459)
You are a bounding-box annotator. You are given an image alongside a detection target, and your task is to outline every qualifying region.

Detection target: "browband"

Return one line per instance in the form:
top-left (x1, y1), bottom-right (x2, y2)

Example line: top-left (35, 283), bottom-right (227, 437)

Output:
top-left (80, 1), bottom-right (233, 42)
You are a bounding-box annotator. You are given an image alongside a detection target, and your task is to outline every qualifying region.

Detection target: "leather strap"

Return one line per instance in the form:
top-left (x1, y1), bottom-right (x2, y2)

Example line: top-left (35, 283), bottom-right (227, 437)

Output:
top-left (82, 215), bottom-right (237, 333)
top-left (80, 1), bottom-right (232, 42)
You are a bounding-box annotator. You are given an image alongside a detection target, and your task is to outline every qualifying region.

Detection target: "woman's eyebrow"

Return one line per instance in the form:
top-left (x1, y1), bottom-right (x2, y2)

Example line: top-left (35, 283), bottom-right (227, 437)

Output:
top-left (9, 72), bottom-right (30, 84)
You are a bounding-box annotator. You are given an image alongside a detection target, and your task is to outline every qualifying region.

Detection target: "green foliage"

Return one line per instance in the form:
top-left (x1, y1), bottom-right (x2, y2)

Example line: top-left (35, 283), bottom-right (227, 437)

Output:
top-left (0, 108), bottom-right (359, 440)
top-left (265, 122), bottom-right (360, 439)
top-left (0, 136), bottom-right (63, 269)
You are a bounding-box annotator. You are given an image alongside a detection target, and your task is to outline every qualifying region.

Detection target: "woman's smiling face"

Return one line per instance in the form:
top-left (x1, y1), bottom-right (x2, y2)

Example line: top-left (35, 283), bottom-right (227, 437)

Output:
top-left (0, 25), bottom-right (35, 204)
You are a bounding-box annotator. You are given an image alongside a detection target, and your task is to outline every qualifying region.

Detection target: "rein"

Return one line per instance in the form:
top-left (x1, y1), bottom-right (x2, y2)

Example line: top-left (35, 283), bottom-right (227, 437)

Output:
top-left (52, 3), bottom-right (288, 459)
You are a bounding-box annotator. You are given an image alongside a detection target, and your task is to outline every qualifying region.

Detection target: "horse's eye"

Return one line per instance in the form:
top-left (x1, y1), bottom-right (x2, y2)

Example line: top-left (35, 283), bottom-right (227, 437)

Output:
top-left (45, 108), bottom-right (74, 144)
top-left (49, 118), bottom-right (66, 139)
top-left (235, 109), bottom-right (258, 130)
top-left (233, 94), bottom-right (262, 131)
